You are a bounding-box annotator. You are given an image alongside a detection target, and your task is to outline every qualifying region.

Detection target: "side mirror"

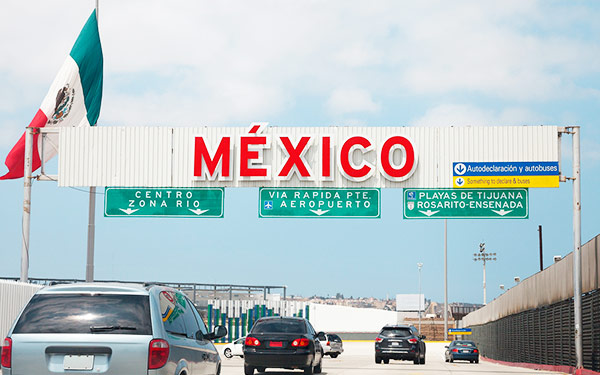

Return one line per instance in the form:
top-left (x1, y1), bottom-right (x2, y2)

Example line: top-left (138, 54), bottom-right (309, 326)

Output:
top-left (420, 335), bottom-right (426, 340)
top-left (202, 325), bottom-right (228, 340)
top-left (316, 331), bottom-right (326, 340)
top-left (444, 345), bottom-right (449, 348)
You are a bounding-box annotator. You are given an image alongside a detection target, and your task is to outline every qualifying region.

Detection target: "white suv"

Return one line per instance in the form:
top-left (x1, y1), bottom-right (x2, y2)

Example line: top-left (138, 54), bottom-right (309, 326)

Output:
top-left (317, 333), bottom-right (343, 358)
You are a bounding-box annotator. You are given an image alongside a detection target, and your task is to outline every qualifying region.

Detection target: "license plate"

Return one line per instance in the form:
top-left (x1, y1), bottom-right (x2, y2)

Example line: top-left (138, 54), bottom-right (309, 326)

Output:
top-left (461, 350), bottom-right (470, 353)
top-left (64, 355), bottom-right (94, 370)
top-left (391, 342), bottom-right (400, 346)
top-left (269, 341), bottom-right (283, 347)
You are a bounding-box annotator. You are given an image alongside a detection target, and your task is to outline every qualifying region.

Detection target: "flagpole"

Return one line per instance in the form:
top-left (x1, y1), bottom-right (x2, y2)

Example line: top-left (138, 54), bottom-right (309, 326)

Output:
top-left (21, 127), bottom-right (34, 282)
top-left (85, 2), bottom-right (99, 283)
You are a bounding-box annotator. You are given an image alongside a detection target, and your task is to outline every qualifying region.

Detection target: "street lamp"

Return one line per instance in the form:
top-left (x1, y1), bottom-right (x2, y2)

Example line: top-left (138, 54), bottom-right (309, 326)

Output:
top-left (417, 262), bottom-right (423, 333)
top-left (473, 242), bottom-right (497, 305)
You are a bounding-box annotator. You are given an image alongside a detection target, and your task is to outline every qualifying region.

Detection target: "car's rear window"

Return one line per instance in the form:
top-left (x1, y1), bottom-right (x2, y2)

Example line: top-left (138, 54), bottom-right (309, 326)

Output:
top-left (330, 334), bottom-right (342, 342)
top-left (251, 319), bottom-right (306, 334)
top-left (13, 294), bottom-right (152, 335)
top-left (454, 341), bottom-right (475, 347)
top-left (380, 328), bottom-right (412, 337)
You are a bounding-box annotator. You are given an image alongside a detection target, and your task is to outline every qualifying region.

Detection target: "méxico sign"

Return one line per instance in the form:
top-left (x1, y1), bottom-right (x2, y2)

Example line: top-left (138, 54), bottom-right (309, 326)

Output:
top-left (403, 188), bottom-right (528, 219)
top-left (105, 187), bottom-right (224, 218)
top-left (259, 188), bottom-right (380, 218)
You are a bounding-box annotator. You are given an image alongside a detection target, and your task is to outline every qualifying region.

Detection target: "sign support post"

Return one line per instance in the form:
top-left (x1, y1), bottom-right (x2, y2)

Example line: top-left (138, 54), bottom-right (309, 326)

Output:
top-left (571, 126), bottom-right (582, 369)
top-left (20, 127), bottom-right (34, 282)
top-left (444, 219), bottom-right (448, 341)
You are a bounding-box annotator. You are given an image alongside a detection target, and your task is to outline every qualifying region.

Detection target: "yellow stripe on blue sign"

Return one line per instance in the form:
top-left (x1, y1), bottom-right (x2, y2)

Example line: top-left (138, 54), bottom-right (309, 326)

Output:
top-left (453, 175), bottom-right (559, 188)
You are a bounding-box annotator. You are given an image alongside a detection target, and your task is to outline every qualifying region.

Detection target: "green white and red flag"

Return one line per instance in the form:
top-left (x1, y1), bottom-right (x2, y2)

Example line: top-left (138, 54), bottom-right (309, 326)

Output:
top-left (0, 10), bottom-right (103, 179)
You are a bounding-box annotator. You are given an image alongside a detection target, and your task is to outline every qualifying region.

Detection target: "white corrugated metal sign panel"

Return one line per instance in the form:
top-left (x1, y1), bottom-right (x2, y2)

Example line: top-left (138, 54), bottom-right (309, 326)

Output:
top-left (0, 280), bottom-right (42, 340)
top-left (58, 126), bottom-right (559, 188)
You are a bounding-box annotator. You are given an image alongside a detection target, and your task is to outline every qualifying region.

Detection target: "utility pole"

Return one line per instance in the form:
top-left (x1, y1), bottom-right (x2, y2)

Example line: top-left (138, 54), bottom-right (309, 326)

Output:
top-left (473, 243), bottom-right (497, 305)
top-left (538, 225), bottom-right (543, 271)
top-left (443, 220), bottom-right (448, 341)
top-left (417, 262), bottom-right (423, 333)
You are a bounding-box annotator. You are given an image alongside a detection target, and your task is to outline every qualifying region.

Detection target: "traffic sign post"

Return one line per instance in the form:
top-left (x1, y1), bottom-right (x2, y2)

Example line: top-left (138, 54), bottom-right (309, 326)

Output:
top-left (259, 188), bottom-right (380, 218)
top-left (104, 187), bottom-right (224, 218)
top-left (403, 188), bottom-right (528, 219)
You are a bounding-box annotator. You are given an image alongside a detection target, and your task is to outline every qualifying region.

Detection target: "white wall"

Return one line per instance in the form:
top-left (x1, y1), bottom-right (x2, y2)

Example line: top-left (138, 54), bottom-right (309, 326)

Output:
top-left (309, 303), bottom-right (399, 332)
top-left (0, 280), bottom-right (42, 339)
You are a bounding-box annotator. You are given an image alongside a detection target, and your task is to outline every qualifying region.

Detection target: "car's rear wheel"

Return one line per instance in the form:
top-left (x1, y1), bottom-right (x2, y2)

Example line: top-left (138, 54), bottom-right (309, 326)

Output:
top-left (420, 355), bottom-right (426, 364)
top-left (475, 358), bottom-right (479, 364)
top-left (304, 365), bottom-right (314, 375)
top-left (256, 367), bottom-right (266, 373)
top-left (383, 358), bottom-right (389, 364)
top-left (375, 356), bottom-right (382, 364)
top-left (413, 357), bottom-right (420, 364)
top-left (244, 363), bottom-right (255, 375)
top-left (450, 356), bottom-right (454, 363)
top-left (330, 354), bottom-right (338, 358)
top-left (223, 348), bottom-right (232, 358)
top-left (314, 358), bottom-right (322, 374)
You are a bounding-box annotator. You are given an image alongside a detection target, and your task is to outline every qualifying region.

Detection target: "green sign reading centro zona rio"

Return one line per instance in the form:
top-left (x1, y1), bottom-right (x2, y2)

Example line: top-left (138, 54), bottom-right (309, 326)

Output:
top-left (403, 188), bottom-right (528, 219)
top-left (105, 187), bottom-right (224, 218)
top-left (259, 188), bottom-right (380, 218)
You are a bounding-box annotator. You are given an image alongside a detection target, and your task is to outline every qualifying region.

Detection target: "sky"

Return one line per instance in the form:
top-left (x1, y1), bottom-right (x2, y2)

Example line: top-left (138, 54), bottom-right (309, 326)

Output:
top-left (1, 0), bottom-right (600, 305)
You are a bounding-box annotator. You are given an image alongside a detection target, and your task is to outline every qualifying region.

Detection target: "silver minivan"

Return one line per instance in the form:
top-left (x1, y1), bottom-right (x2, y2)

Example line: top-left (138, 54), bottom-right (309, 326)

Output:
top-left (1, 283), bottom-right (227, 375)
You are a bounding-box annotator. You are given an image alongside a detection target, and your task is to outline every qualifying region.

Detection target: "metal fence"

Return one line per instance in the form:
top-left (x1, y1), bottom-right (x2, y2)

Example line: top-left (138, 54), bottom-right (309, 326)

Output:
top-left (470, 288), bottom-right (600, 371)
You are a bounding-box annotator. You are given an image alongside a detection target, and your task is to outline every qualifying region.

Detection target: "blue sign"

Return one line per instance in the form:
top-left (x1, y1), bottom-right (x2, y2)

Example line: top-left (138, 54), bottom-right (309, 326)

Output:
top-left (448, 328), bottom-right (472, 335)
top-left (452, 161), bottom-right (559, 188)
top-left (453, 162), bottom-right (559, 176)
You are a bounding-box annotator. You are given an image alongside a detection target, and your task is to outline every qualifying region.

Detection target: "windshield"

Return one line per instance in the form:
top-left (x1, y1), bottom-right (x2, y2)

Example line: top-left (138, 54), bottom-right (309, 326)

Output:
top-left (251, 319), bottom-right (306, 334)
top-left (13, 294), bottom-right (152, 335)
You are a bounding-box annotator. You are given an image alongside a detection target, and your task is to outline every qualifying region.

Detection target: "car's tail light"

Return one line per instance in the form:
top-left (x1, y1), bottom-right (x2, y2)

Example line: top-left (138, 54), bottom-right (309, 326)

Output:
top-left (408, 338), bottom-right (418, 344)
top-left (474, 349), bottom-right (479, 353)
top-left (245, 337), bottom-right (261, 347)
top-left (452, 348), bottom-right (459, 353)
top-left (148, 339), bottom-right (169, 369)
top-left (375, 337), bottom-right (383, 343)
top-left (327, 341), bottom-right (330, 346)
top-left (291, 338), bottom-right (310, 347)
top-left (1, 338), bottom-right (12, 368)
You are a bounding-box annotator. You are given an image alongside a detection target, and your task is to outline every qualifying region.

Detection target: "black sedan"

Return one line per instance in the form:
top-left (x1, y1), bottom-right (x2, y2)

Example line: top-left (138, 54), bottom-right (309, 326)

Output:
top-left (445, 340), bottom-right (480, 363)
top-left (243, 316), bottom-right (324, 375)
top-left (374, 325), bottom-right (426, 364)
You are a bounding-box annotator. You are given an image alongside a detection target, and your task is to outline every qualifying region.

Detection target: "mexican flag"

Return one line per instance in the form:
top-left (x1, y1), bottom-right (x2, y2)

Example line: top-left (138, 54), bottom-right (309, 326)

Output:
top-left (0, 10), bottom-right (103, 180)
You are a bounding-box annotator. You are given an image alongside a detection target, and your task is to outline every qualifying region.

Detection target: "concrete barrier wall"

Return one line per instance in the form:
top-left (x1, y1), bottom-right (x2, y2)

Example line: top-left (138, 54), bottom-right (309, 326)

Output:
top-left (0, 280), bottom-right (42, 339)
top-left (464, 234), bottom-right (599, 327)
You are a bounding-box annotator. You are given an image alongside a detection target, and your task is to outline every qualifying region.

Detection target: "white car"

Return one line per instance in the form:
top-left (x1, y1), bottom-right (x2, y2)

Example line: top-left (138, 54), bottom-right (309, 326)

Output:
top-left (223, 336), bottom-right (245, 358)
top-left (318, 332), bottom-right (344, 358)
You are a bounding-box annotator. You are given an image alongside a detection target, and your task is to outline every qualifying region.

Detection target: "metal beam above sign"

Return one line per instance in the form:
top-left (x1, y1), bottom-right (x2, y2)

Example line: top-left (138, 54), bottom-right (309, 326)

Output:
top-left (104, 187), bottom-right (224, 218)
top-left (259, 188), bottom-right (380, 218)
top-left (403, 188), bottom-right (528, 219)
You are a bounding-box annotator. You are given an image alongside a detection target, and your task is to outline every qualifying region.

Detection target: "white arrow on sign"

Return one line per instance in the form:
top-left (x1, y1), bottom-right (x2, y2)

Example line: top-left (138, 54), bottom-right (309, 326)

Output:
top-left (119, 208), bottom-right (139, 215)
top-left (310, 209), bottom-right (330, 216)
top-left (492, 209), bottom-right (513, 216)
top-left (189, 208), bottom-right (210, 215)
top-left (419, 210), bottom-right (440, 217)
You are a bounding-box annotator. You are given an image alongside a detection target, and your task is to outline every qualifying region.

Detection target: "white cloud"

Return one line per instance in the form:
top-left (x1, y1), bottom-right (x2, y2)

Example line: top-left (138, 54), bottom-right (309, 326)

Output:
top-left (326, 88), bottom-right (380, 115)
top-left (411, 104), bottom-right (545, 127)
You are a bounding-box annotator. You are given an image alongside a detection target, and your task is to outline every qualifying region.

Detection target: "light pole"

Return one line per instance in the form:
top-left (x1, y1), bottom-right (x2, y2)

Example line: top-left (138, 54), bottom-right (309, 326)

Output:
top-left (417, 262), bottom-right (423, 333)
top-left (473, 243), bottom-right (497, 305)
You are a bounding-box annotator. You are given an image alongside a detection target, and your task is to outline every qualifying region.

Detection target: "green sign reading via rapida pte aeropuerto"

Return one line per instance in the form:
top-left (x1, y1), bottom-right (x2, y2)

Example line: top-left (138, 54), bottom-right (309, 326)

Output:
top-left (259, 188), bottom-right (380, 218)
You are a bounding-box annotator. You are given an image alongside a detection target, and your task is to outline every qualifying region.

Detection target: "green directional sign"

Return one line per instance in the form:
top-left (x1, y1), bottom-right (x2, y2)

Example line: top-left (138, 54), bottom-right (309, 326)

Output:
top-left (259, 188), bottom-right (380, 218)
top-left (105, 187), bottom-right (224, 218)
top-left (403, 188), bottom-right (528, 219)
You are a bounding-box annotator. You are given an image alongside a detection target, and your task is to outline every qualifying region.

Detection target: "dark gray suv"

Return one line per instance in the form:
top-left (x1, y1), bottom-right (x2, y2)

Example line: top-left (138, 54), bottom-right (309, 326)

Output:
top-left (374, 325), bottom-right (426, 365)
top-left (1, 283), bottom-right (227, 375)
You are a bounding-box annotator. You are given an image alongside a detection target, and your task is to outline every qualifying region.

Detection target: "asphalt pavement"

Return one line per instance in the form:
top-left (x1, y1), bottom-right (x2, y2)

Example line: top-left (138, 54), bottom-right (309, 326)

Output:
top-left (218, 342), bottom-right (567, 375)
